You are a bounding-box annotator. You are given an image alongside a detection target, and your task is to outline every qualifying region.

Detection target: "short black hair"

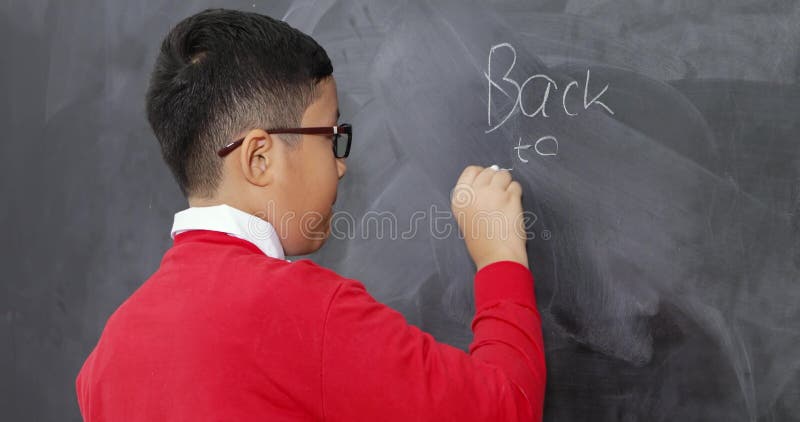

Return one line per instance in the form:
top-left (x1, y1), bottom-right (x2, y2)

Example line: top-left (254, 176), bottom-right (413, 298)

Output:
top-left (146, 8), bottom-right (333, 198)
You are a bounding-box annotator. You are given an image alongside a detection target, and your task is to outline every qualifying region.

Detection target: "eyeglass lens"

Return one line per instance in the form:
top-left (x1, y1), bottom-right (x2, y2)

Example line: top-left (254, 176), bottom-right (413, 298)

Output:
top-left (334, 134), bottom-right (348, 158)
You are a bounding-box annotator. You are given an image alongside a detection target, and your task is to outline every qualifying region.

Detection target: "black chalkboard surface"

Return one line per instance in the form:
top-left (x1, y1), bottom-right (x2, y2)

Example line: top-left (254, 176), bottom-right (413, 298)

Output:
top-left (2, 1), bottom-right (799, 421)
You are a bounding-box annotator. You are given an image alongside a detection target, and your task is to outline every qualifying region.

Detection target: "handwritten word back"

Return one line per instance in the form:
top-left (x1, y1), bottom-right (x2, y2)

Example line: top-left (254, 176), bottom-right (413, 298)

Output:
top-left (485, 43), bottom-right (615, 160)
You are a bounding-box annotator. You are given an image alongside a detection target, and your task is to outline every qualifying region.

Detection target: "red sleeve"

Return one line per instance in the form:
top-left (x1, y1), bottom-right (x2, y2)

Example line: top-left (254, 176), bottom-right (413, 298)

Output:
top-left (321, 260), bottom-right (546, 421)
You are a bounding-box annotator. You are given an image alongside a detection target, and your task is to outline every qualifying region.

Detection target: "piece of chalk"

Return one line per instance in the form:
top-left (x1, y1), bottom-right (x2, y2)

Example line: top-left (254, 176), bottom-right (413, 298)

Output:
top-left (489, 165), bottom-right (500, 171)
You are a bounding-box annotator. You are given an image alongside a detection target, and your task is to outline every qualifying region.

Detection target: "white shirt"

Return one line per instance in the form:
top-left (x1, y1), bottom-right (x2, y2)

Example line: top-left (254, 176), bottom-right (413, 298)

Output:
top-left (170, 204), bottom-right (287, 260)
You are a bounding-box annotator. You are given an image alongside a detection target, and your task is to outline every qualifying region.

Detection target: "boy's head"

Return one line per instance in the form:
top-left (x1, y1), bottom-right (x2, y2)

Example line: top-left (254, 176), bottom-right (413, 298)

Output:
top-left (146, 8), bottom-right (347, 256)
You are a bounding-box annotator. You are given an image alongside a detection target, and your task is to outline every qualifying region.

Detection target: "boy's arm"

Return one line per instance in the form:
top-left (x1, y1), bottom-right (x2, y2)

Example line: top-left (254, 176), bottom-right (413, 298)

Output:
top-left (321, 260), bottom-right (545, 421)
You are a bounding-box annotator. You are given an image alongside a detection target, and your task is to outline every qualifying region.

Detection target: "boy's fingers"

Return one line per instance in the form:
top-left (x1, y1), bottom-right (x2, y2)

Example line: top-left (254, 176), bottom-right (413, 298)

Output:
top-left (508, 181), bottom-right (523, 196)
top-left (473, 166), bottom-right (498, 187)
top-left (490, 170), bottom-right (513, 189)
top-left (456, 165), bottom-right (483, 186)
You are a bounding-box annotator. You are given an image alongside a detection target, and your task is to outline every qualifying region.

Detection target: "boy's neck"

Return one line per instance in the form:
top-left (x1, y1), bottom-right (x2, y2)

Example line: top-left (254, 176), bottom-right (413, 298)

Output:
top-left (188, 197), bottom-right (222, 208)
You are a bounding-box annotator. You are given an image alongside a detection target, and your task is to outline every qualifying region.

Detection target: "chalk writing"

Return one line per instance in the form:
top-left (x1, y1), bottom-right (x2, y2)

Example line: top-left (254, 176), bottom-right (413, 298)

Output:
top-left (485, 42), bottom-right (614, 160)
top-left (515, 136), bottom-right (559, 163)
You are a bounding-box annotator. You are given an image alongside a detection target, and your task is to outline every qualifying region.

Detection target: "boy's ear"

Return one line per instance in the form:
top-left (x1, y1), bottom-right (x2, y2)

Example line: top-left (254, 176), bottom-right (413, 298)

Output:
top-left (238, 129), bottom-right (274, 187)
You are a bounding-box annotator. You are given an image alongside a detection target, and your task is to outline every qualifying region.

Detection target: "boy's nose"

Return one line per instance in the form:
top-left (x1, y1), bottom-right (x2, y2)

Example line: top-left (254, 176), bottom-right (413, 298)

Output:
top-left (336, 158), bottom-right (347, 179)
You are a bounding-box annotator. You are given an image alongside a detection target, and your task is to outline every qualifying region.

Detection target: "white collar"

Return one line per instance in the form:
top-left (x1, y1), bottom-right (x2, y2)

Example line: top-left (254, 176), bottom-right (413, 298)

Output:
top-left (170, 204), bottom-right (286, 260)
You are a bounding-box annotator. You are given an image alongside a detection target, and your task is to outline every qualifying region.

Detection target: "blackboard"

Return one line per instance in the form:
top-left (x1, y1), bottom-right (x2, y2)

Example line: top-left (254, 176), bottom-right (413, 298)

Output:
top-left (2, 1), bottom-right (799, 420)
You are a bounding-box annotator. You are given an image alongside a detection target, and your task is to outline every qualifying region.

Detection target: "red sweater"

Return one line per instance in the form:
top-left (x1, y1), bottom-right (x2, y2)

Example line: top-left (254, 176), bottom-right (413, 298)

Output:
top-left (76, 230), bottom-right (545, 421)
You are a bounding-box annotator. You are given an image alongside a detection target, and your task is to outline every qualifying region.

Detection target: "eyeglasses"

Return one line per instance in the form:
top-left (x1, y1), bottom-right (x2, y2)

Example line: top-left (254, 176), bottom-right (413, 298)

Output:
top-left (217, 123), bottom-right (352, 158)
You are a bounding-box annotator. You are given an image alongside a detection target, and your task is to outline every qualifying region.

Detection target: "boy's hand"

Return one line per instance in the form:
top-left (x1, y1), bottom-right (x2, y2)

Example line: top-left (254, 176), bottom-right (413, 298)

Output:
top-left (451, 165), bottom-right (529, 271)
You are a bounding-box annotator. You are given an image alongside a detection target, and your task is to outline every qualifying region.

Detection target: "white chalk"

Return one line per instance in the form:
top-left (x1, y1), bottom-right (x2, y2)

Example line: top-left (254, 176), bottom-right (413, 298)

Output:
top-left (489, 164), bottom-right (500, 171)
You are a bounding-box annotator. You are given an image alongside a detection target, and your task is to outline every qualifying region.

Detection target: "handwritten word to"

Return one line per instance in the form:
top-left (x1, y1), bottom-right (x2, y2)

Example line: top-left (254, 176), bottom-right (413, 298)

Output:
top-left (484, 42), bottom-right (615, 159)
top-left (515, 135), bottom-right (558, 162)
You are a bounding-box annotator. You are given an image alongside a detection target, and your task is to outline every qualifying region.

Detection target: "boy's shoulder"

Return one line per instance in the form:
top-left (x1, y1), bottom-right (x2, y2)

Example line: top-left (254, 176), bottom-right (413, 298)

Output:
top-left (252, 257), bottom-right (368, 303)
top-left (101, 243), bottom-right (364, 351)
top-left (162, 230), bottom-right (358, 296)
top-left (240, 253), bottom-right (358, 292)
top-left (112, 237), bottom-right (362, 330)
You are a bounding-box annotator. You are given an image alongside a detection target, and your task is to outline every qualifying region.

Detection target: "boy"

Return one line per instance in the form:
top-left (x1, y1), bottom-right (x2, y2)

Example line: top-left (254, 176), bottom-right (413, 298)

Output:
top-left (75, 8), bottom-right (545, 421)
